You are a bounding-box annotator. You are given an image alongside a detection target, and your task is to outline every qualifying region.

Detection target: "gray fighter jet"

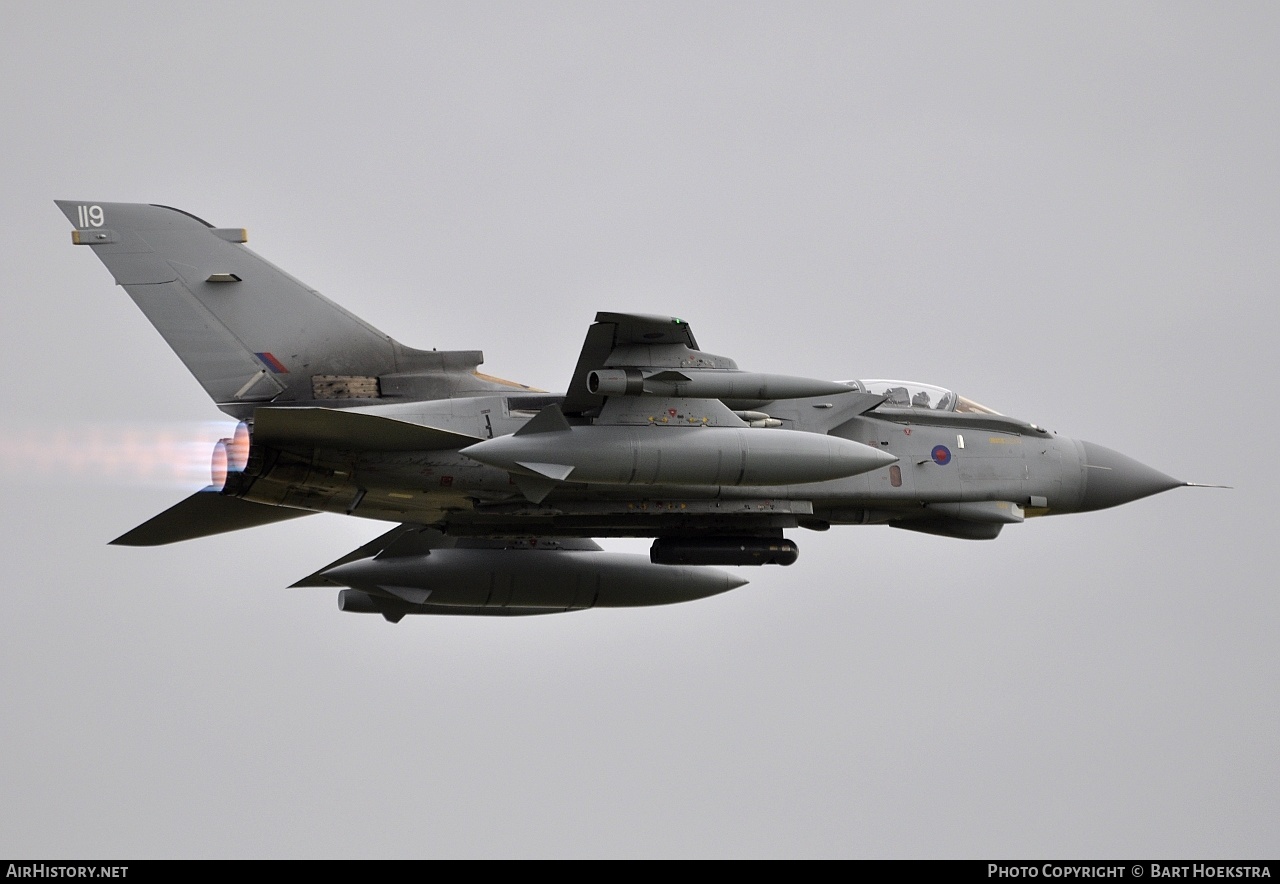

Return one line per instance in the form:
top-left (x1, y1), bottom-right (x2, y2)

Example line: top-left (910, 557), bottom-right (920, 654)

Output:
top-left (57, 201), bottom-right (1203, 621)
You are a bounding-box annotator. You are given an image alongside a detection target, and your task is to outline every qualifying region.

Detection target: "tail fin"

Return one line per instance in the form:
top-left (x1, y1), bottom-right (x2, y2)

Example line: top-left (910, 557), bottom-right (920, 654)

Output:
top-left (56, 201), bottom-right (524, 418)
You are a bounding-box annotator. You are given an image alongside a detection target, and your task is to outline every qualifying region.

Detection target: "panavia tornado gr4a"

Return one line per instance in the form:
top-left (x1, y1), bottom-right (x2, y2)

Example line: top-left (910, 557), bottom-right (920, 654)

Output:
top-left (57, 201), bottom-right (1202, 622)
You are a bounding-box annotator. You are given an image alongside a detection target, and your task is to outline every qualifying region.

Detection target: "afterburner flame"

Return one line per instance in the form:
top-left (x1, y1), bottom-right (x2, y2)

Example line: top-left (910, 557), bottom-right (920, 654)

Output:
top-left (0, 420), bottom-right (241, 490)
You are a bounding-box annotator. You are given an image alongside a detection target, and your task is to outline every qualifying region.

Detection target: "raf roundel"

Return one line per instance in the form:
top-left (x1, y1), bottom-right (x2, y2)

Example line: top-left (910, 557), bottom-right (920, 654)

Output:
top-left (931, 445), bottom-right (952, 465)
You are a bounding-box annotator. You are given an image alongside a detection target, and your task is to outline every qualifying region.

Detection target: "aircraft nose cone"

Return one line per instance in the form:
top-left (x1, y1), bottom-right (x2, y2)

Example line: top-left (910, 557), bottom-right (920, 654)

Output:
top-left (1078, 441), bottom-right (1183, 512)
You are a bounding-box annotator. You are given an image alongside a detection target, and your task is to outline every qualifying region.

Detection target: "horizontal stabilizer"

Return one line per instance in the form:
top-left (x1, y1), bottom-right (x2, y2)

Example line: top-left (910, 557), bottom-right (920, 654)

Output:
top-left (111, 487), bottom-right (313, 546)
top-left (254, 407), bottom-right (480, 451)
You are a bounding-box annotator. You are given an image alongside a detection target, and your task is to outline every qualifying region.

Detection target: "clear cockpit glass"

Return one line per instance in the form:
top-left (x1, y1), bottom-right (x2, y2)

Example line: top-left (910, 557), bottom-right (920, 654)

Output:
top-left (841, 379), bottom-right (1001, 415)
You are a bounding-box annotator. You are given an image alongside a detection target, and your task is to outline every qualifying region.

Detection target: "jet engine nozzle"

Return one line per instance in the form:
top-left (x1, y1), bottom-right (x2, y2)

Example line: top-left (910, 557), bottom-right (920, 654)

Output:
top-left (210, 439), bottom-right (229, 491)
top-left (210, 421), bottom-right (252, 490)
top-left (226, 421), bottom-right (250, 473)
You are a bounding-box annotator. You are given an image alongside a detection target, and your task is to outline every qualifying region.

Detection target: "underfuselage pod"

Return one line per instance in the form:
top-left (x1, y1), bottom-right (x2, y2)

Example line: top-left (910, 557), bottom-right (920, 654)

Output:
top-left (325, 549), bottom-right (749, 613)
top-left (462, 424), bottom-right (897, 486)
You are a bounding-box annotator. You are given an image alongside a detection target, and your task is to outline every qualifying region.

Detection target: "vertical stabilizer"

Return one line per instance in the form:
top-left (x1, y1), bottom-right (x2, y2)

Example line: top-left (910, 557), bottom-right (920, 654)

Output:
top-left (57, 201), bottom-right (523, 417)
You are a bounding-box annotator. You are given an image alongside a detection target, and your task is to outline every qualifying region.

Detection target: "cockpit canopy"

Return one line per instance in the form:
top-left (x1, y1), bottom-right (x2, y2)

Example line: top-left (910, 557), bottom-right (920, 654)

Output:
top-left (842, 379), bottom-right (1001, 415)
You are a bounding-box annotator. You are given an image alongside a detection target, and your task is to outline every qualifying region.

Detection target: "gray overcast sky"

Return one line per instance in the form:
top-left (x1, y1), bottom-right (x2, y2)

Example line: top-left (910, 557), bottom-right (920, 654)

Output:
top-left (2, 2), bottom-right (1276, 858)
